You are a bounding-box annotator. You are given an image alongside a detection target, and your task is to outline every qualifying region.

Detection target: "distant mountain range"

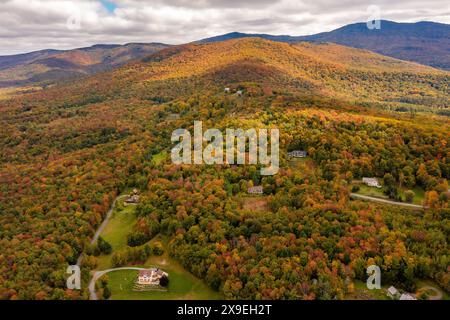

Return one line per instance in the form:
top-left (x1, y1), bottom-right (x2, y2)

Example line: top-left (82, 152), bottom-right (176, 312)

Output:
top-left (200, 21), bottom-right (450, 70)
top-left (0, 43), bottom-right (169, 88)
top-left (0, 20), bottom-right (448, 89)
top-left (20, 37), bottom-right (447, 109)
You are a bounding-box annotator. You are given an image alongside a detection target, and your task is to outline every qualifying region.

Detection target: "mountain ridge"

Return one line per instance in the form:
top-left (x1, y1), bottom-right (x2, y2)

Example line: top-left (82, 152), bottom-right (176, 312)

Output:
top-left (199, 21), bottom-right (450, 70)
top-left (16, 37), bottom-right (447, 111)
top-left (0, 42), bottom-right (170, 88)
top-left (0, 20), bottom-right (448, 90)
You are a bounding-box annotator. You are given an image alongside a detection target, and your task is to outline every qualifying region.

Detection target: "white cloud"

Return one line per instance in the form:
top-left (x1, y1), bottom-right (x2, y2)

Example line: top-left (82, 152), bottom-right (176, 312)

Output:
top-left (0, 0), bottom-right (448, 55)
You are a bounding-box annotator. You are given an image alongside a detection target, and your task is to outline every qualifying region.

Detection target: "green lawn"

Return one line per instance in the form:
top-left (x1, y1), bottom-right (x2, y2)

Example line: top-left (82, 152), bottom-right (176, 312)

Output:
top-left (152, 151), bottom-right (168, 165)
top-left (96, 204), bottom-right (138, 270)
top-left (94, 204), bottom-right (221, 300)
top-left (346, 280), bottom-right (389, 300)
top-left (356, 185), bottom-right (389, 199)
top-left (399, 187), bottom-right (425, 205)
top-left (354, 183), bottom-right (425, 205)
top-left (107, 257), bottom-right (222, 300)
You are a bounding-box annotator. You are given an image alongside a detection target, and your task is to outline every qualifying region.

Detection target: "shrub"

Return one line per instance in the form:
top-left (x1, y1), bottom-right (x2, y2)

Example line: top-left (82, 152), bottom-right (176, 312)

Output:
top-left (404, 190), bottom-right (415, 203)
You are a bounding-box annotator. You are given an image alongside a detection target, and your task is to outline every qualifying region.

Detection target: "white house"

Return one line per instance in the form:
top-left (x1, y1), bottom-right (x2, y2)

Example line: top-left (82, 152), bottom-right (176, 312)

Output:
top-left (387, 286), bottom-right (399, 299)
top-left (288, 150), bottom-right (307, 158)
top-left (362, 177), bottom-right (382, 188)
top-left (137, 268), bottom-right (168, 286)
top-left (400, 293), bottom-right (417, 300)
top-left (236, 90), bottom-right (243, 96)
top-left (124, 189), bottom-right (140, 205)
top-left (224, 87), bottom-right (231, 93)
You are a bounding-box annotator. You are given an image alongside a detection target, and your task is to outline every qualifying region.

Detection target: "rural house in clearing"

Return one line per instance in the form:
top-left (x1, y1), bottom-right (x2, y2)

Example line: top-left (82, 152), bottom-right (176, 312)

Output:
top-left (288, 150), bottom-right (307, 158)
top-left (362, 177), bottom-right (382, 188)
top-left (124, 188), bottom-right (140, 205)
top-left (248, 186), bottom-right (263, 195)
top-left (137, 268), bottom-right (168, 286)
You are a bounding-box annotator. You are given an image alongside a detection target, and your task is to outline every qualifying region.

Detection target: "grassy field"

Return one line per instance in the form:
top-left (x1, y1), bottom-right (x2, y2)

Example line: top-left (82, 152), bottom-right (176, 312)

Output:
top-left (398, 186), bottom-right (425, 205)
top-left (94, 201), bottom-right (221, 300)
top-left (354, 183), bottom-right (425, 205)
top-left (96, 204), bottom-right (138, 270)
top-left (152, 151), bottom-right (168, 165)
top-left (107, 254), bottom-right (222, 300)
top-left (345, 280), bottom-right (389, 300)
top-left (355, 184), bottom-right (389, 199)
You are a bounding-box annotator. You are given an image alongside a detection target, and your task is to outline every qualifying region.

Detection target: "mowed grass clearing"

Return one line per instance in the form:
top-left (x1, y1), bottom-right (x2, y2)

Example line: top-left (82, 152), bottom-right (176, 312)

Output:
top-left (94, 204), bottom-right (222, 300)
top-left (152, 151), bottom-right (168, 165)
top-left (398, 186), bottom-right (425, 205)
top-left (354, 183), bottom-right (425, 205)
top-left (96, 204), bottom-right (138, 270)
top-left (107, 254), bottom-right (222, 300)
top-left (355, 184), bottom-right (389, 199)
top-left (345, 280), bottom-right (388, 300)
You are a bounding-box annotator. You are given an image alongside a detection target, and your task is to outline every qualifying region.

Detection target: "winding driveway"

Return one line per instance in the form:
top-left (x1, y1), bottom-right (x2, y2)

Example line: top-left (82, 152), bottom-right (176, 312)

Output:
top-left (89, 267), bottom-right (148, 300)
top-left (76, 194), bottom-right (129, 267)
top-left (350, 193), bottom-right (425, 209)
top-left (420, 286), bottom-right (443, 300)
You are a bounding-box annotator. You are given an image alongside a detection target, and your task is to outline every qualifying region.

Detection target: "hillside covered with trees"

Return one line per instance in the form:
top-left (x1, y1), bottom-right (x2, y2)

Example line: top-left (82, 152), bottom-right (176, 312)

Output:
top-left (0, 38), bottom-right (448, 299)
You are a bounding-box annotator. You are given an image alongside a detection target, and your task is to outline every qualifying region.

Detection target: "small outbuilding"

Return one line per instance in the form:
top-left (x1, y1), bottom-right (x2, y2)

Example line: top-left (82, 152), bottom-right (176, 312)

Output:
top-left (400, 293), bottom-right (417, 300)
top-left (288, 150), bottom-right (307, 158)
top-left (387, 286), bottom-right (399, 299)
top-left (248, 186), bottom-right (263, 195)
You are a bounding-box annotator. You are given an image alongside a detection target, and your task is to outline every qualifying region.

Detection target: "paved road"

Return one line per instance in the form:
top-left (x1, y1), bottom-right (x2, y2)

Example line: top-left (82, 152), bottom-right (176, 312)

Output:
top-left (350, 193), bottom-right (425, 209)
top-left (89, 267), bottom-right (148, 300)
top-left (76, 194), bottom-right (128, 267)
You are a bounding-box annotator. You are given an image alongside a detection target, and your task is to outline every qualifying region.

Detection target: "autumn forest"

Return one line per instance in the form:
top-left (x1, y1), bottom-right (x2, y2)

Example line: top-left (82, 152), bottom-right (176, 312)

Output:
top-left (0, 37), bottom-right (449, 300)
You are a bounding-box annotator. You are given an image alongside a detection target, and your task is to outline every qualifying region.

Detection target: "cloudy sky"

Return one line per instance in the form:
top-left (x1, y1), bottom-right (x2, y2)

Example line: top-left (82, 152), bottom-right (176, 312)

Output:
top-left (0, 0), bottom-right (449, 55)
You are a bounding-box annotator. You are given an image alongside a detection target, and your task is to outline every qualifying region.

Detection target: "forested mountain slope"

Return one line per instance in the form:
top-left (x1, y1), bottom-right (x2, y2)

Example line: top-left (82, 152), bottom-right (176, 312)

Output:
top-left (0, 38), bottom-right (448, 299)
top-left (200, 21), bottom-right (450, 70)
top-left (0, 43), bottom-right (169, 88)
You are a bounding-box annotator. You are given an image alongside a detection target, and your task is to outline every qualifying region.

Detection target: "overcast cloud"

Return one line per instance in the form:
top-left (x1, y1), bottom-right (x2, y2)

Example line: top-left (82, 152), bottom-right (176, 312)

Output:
top-left (0, 0), bottom-right (449, 55)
